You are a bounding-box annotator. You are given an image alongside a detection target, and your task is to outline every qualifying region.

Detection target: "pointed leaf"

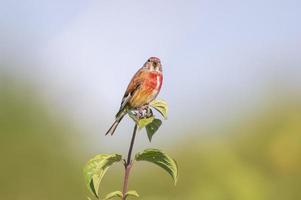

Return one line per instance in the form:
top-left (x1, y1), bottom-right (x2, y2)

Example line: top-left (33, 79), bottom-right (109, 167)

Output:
top-left (150, 99), bottom-right (168, 119)
top-left (137, 116), bottom-right (154, 129)
top-left (135, 149), bottom-right (178, 184)
top-left (83, 154), bottom-right (122, 198)
top-left (146, 118), bottom-right (162, 142)
top-left (104, 191), bottom-right (123, 200)
top-left (125, 190), bottom-right (139, 198)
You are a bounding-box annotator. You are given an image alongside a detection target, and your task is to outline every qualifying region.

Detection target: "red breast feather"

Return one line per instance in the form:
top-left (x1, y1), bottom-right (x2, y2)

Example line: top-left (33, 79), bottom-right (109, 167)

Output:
top-left (129, 71), bottom-right (163, 108)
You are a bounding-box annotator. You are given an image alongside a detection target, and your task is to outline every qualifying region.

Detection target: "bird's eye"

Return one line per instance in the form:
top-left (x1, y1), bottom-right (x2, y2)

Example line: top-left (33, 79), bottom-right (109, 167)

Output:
top-left (148, 59), bottom-right (151, 62)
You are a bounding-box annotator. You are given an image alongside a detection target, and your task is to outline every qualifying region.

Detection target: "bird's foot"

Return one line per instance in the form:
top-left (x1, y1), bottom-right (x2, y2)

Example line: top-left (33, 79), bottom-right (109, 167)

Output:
top-left (134, 105), bottom-right (153, 119)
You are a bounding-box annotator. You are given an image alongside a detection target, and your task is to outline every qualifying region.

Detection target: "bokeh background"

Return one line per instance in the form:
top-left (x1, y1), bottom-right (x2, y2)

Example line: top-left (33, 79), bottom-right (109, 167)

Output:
top-left (1, 0), bottom-right (301, 199)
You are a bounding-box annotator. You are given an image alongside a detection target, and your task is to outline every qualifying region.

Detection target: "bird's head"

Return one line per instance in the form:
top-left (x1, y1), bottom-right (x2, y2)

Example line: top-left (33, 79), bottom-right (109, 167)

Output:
top-left (144, 57), bottom-right (162, 72)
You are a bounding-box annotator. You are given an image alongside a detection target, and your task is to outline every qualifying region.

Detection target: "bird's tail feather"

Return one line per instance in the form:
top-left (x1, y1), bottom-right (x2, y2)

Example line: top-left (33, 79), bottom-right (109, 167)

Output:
top-left (105, 110), bottom-right (126, 136)
top-left (105, 120), bottom-right (119, 136)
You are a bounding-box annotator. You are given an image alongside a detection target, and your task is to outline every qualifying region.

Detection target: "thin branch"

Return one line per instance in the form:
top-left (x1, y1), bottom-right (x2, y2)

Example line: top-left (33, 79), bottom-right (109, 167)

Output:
top-left (122, 124), bottom-right (138, 200)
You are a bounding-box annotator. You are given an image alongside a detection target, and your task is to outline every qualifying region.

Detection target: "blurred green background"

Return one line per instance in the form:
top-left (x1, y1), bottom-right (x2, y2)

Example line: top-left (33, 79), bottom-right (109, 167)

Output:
top-left (1, 70), bottom-right (301, 200)
top-left (1, 1), bottom-right (301, 200)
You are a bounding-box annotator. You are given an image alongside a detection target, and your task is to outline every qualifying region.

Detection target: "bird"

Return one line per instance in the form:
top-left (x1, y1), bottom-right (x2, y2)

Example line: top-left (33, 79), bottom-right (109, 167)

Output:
top-left (105, 57), bottom-right (163, 136)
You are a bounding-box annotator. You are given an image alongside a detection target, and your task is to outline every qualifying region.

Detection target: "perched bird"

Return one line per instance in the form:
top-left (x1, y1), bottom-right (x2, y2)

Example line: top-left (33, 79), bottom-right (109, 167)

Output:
top-left (106, 57), bottom-right (163, 135)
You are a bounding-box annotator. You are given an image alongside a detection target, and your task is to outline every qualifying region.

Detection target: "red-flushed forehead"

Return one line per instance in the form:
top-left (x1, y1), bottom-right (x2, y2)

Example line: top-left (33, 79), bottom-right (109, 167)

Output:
top-left (149, 57), bottom-right (161, 62)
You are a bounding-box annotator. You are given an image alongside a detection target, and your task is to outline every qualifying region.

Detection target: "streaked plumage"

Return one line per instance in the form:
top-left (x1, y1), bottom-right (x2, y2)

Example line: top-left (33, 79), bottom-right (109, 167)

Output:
top-left (106, 57), bottom-right (163, 135)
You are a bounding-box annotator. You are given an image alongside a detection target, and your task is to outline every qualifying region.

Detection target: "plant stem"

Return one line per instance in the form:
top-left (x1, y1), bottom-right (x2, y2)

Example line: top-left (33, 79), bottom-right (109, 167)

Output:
top-left (122, 124), bottom-right (138, 200)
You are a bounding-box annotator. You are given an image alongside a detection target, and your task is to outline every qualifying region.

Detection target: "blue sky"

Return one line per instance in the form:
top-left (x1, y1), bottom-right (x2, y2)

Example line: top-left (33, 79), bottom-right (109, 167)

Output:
top-left (1, 0), bottom-right (300, 150)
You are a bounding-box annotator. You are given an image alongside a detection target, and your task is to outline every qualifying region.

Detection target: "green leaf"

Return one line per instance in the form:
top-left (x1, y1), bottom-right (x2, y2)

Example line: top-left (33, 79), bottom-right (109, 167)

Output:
top-left (127, 110), bottom-right (138, 122)
top-left (135, 149), bottom-right (178, 185)
top-left (104, 191), bottom-right (123, 200)
top-left (137, 116), bottom-right (154, 129)
top-left (145, 118), bottom-right (162, 142)
top-left (150, 99), bottom-right (168, 119)
top-left (125, 190), bottom-right (139, 198)
top-left (83, 154), bottom-right (122, 198)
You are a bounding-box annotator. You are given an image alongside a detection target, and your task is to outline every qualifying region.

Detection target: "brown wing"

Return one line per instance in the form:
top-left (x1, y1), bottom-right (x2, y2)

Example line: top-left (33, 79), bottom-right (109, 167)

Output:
top-left (119, 68), bottom-right (146, 111)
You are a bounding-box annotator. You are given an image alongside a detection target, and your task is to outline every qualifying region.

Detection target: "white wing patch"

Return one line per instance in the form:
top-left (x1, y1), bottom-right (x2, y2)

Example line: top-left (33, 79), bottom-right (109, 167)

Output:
top-left (120, 93), bottom-right (131, 110)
